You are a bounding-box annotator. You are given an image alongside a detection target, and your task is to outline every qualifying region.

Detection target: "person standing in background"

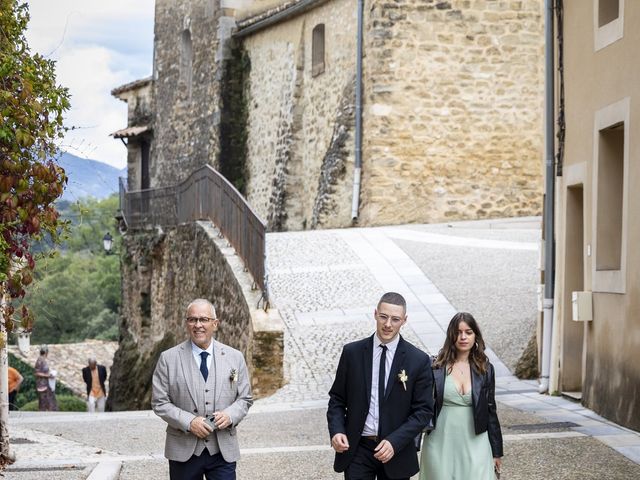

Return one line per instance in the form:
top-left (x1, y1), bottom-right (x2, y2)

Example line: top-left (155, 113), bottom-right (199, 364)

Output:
top-left (82, 357), bottom-right (107, 412)
top-left (7, 366), bottom-right (23, 411)
top-left (35, 345), bottom-right (58, 411)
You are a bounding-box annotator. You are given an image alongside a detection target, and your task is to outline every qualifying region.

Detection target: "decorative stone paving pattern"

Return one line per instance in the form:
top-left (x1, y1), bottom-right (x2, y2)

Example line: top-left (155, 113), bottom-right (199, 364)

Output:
top-left (268, 269), bottom-right (383, 313)
top-left (267, 231), bottom-right (362, 270)
top-left (265, 230), bottom-right (429, 404)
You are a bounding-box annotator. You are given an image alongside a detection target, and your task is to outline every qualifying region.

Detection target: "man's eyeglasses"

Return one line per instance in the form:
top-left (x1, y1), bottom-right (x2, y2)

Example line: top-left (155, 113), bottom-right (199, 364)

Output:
top-left (186, 317), bottom-right (216, 325)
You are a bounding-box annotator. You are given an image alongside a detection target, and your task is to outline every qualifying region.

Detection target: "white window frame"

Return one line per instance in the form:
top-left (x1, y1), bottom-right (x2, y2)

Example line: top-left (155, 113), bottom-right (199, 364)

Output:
top-left (594, 0), bottom-right (624, 51)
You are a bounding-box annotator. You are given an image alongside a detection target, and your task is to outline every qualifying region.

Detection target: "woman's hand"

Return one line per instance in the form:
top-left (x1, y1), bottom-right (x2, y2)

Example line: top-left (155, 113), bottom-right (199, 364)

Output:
top-left (494, 457), bottom-right (502, 474)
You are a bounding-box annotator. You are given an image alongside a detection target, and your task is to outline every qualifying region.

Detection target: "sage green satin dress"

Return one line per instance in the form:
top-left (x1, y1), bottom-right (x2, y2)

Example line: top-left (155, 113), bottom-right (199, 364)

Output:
top-left (419, 373), bottom-right (494, 479)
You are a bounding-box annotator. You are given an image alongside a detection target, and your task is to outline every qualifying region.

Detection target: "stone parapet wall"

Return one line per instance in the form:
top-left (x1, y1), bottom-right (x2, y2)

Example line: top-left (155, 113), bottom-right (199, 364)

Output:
top-left (359, 0), bottom-right (544, 225)
top-left (241, 0), bottom-right (357, 230)
top-left (109, 221), bottom-right (283, 410)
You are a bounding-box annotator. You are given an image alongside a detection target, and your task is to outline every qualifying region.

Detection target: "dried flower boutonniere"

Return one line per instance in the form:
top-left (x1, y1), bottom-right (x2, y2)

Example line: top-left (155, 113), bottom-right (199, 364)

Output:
top-left (397, 369), bottom-right (408, 391)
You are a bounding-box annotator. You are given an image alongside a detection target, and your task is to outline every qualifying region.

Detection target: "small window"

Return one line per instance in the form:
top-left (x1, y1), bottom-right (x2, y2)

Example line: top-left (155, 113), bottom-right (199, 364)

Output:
top-left (312, 24), bottom-right (325, 77)
top-left (592, 97), bottom-right (630, 294)
top-left (180, 29), bottom-right (193, 93)
top-left (598, 0), bottom-right (619, 27)
top-left (595, 123), bottom-right (623, 271)
top-left (594, 0), bottom-right (624, 51)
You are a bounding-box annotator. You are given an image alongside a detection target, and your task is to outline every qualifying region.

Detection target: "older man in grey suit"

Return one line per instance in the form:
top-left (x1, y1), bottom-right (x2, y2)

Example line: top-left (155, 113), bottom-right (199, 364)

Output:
top-left (152, 298), bottom-right (253, 480)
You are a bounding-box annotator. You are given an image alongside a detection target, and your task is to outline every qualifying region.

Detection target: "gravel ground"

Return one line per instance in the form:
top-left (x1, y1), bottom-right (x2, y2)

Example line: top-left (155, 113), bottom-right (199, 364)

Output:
top-left (119, 459), bottom-right (167, 479)
top-left (238, 451), bottom-right (341, 480)
top-left (501, 437), bottom-right (640, 479)
top-left (394, 238), bottom-right (539, 371)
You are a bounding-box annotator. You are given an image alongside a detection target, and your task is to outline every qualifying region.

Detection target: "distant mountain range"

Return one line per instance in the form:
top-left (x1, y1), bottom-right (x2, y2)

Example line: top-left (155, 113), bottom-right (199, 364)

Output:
top-left (57, 152), bottom-right (127, 201)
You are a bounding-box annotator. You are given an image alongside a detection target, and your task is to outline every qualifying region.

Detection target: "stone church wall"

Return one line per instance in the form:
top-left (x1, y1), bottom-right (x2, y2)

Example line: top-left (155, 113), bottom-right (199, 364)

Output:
top-left (147, 0), bottom-right (544, 228)
top-left (241, 0), bottom-right (357, 230)
top-left (108, 221), bottom-right (283, 410)
top-left (359, 0), bottom-right (544, 225)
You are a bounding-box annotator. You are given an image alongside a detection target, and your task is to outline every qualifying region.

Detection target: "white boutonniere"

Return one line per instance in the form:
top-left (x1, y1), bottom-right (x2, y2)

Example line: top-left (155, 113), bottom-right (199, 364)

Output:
top-left (229, 368), bottom-right (238, 384)
top-left (398, 369), bottom-right (408, 391)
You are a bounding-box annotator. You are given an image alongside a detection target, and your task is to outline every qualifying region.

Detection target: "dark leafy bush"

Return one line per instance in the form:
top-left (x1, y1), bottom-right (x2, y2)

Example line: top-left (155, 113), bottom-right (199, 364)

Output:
top-left (20, 394), bottom-right (86, 412)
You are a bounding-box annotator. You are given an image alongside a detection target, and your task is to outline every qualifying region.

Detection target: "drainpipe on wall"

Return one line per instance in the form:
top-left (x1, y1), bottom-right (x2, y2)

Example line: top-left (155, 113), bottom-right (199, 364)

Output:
top-left (540, 0), bottom-right (556, 394)
top-left (351, 0), bottom-right (364, 221)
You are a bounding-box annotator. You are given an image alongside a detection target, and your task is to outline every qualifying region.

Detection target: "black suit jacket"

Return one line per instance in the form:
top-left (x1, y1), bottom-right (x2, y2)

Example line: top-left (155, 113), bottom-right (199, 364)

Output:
top-left (432, 362), bottom-right (503, 457)
top-left (327, 334), bottom-right (434, 479)
top-left (82, 365), bottom-right (107, 397)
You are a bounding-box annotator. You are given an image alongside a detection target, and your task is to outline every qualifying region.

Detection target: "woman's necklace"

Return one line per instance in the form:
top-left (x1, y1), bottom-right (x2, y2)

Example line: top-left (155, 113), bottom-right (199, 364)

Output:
top-left (451, 360), bottom-right (470, 395)
top-left (453, 360), bottom-right (469, 376)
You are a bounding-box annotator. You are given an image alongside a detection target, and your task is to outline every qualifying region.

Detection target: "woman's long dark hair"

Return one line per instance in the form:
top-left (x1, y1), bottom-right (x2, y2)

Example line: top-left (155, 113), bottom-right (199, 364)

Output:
top-left (433, 312), bottom-right (488, 374)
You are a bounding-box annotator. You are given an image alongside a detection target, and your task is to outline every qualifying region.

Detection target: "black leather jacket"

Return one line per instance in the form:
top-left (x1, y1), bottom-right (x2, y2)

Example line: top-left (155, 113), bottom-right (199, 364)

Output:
top-left (431, 362), bottom-right (503, 458)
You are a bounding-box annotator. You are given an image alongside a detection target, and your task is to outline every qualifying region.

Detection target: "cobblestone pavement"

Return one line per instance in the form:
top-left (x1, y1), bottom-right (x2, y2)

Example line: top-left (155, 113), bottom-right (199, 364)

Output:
top-left (5, 218), bottom-right (640, 479)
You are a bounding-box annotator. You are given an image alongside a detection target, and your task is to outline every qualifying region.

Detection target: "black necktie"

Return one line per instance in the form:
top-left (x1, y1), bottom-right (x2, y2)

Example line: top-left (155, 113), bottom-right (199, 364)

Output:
top-left (200, 351), bottom-right (209, 381)
top-left (378, 344), bottom-right (388, 417)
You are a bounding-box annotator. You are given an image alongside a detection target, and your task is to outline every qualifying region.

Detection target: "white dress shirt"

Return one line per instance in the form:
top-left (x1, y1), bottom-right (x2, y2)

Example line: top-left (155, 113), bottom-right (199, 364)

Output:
top-left (191, 340), bottom-right (214, 372)
top-left (362, 333), bottom-right (400, 436)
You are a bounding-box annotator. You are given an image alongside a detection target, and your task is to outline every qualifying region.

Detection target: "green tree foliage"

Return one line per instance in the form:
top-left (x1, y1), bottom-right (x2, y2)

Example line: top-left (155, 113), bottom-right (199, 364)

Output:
top-left (0, 0), bottom-right (70, 335)
top-left (27, 254), bottom-right (119, 343)
top-left (24, 195), bottom-right (121, 343)
top-left (57, 195), bottom-right (120, 253)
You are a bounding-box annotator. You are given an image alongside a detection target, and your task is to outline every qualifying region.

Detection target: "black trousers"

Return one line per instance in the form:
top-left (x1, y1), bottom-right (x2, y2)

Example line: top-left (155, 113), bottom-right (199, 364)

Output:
top-left (344, 437), bottom-right (409, 480)
top-left (169, 450), bottom-right (236, 480)
top-left (8, 390), bottom-right (17, 411)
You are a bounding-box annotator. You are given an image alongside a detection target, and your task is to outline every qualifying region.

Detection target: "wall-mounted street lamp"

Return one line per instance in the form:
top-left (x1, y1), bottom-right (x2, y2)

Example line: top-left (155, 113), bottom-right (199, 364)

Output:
top-left (103, 232), bottom-right (113, 255)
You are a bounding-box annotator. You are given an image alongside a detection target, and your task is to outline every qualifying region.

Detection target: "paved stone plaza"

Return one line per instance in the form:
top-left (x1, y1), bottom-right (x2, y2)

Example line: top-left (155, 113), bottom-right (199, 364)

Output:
top-left (6, 219), bottom-right (640, 479)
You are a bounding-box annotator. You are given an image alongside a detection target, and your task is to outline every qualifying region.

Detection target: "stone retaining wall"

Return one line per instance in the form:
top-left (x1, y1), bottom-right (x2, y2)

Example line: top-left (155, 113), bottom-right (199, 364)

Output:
top-left (108, 221), bottom-right (283, 410)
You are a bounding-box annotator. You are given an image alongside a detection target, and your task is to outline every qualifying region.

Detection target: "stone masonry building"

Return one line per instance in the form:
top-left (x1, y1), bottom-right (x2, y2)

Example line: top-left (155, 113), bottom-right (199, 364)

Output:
top-left (114, 0), bottom-right (545, 231)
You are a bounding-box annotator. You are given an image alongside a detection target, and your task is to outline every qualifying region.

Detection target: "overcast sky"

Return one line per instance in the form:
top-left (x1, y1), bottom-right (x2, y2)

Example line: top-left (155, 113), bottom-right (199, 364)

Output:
top-left (25, 0), bottom-right (156, 169)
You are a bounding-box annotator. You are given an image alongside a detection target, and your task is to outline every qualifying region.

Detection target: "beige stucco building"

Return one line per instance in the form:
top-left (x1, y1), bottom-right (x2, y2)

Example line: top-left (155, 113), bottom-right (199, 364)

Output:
top-left (550, 0), bottom-right (640, 431)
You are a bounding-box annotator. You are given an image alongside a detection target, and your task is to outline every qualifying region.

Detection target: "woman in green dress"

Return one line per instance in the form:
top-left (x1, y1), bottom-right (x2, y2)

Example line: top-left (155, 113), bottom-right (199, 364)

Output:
top-left (419, 312), bottom-right (503, 479)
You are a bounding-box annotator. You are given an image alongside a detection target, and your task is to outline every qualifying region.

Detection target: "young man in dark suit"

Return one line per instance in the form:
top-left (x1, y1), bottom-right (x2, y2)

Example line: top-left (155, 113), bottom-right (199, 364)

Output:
top-left (327, 292), bottom-right (434, 480)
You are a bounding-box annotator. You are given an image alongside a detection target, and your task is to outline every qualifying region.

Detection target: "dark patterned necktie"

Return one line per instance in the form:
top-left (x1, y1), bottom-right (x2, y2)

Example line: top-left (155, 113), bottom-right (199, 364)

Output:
top-left (200, 351), bottom-right (209, 381)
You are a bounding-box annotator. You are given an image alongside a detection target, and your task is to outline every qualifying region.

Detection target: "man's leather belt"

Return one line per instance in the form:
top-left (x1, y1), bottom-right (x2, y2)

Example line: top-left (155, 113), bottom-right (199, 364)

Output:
top-left (361, 435), bottom-right (379, 442)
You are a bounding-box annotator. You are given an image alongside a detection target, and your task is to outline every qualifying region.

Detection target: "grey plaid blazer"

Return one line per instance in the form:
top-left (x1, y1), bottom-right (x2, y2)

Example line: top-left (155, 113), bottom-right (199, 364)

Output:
top-left (152, 339), bottom-right (253, 462)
